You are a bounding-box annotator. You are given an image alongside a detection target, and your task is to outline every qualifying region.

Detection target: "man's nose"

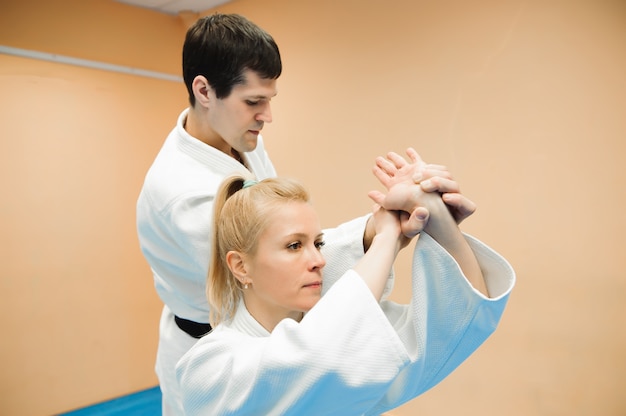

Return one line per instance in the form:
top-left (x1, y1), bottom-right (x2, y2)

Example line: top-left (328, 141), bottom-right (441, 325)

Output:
top-left (256, 103), bottom-right (272, 123)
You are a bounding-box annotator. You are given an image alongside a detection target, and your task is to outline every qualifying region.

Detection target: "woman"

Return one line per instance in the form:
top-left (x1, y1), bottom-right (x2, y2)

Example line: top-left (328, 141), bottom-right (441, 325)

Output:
top-left (176, 151), bottom-right (515, 415)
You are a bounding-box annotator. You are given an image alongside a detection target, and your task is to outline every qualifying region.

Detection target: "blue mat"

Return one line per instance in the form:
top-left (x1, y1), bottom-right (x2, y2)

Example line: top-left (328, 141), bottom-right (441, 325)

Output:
top-left (58, 386), bottom-right (161, 415)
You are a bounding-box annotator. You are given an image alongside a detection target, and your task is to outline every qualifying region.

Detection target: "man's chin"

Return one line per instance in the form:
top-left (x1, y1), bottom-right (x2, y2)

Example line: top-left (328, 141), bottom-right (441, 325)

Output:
top-left (242, 135), bottom-right (260, 151)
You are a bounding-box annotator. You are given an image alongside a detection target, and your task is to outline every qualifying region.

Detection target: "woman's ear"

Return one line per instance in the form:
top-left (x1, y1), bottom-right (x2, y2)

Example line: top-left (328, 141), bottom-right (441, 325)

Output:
top-left (192, 75), bottom-right (213, 108)
top-left (226, 251), bottom-right (248, 282)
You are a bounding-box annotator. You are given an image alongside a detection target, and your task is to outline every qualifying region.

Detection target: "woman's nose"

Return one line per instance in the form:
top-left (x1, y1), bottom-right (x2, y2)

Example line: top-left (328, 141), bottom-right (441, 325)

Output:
top-left (310, 247), bottom-right (326, 271)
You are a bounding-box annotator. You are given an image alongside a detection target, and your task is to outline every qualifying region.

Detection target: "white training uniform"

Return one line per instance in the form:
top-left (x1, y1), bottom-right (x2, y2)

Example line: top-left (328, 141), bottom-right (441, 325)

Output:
top-left (136, 109), bottom-right (378, 414)
top-left (176, 233), bottom-right (515, 416)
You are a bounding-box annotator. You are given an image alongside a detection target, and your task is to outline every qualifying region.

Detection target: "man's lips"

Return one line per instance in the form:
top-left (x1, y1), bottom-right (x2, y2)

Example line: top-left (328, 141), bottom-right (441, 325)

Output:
top-left (249, 124), bottom-right (263, 135)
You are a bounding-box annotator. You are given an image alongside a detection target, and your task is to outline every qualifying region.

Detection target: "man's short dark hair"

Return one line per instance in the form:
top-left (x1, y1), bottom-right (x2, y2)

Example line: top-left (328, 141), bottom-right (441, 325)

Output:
top-left (183, 13), bottom-right (282, 105)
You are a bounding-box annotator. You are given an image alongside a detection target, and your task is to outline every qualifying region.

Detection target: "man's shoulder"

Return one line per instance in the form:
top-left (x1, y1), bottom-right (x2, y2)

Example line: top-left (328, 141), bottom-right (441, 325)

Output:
top-left (140, 165), bottom-right (221, 211)
top-left (138, 144), bottom-right (223, 215)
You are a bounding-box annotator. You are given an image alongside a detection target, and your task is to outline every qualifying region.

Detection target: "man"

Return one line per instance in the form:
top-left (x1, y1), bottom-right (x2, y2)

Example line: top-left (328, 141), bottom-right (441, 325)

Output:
top-left (137, 13), bottom-right (475, 414)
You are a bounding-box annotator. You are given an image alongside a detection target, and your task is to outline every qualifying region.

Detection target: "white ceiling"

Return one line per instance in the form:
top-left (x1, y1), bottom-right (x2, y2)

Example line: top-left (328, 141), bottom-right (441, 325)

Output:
top-left (115, 0), bottom-right (232, 15)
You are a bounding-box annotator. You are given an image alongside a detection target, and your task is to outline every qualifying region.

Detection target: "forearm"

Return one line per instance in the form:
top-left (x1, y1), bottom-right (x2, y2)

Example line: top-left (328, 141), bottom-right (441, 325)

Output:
top-left (424, 197), bottom-right (489, 297)
top-left (353, 231), bottom-right (400, 301)
top-left (363, 215), bottom-right (375, 252)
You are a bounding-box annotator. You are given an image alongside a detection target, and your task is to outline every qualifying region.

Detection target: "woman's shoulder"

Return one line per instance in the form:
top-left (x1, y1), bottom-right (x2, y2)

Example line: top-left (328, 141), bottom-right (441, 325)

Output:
top-left (196, 324), bottom-right (262, 352)
top-left (177, 325), bottom-right (265, 377)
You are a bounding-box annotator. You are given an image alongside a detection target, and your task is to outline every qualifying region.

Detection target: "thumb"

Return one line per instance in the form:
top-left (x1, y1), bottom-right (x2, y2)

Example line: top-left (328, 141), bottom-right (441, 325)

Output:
top-left (401, 207), bottom-right (429, 238)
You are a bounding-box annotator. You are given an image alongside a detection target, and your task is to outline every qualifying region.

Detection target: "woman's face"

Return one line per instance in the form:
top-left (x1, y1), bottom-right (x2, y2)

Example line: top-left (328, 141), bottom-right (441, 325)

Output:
top-left (242, 201), bottom-right (326, 332)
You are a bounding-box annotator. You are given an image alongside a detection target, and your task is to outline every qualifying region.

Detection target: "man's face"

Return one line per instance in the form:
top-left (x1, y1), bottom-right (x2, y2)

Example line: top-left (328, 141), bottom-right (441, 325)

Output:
top-left (207, 69), bottom-right (277, 153)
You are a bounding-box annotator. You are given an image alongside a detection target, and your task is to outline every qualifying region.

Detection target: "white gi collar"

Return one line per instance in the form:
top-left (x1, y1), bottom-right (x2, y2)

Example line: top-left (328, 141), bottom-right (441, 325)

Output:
top-left (228, 298), bottom-right (271, 338)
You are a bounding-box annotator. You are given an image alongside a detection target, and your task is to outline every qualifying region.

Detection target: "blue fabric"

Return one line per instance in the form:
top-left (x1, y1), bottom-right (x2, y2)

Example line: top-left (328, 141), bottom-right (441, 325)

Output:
top-left (58, 386), bottom-right (161, 415)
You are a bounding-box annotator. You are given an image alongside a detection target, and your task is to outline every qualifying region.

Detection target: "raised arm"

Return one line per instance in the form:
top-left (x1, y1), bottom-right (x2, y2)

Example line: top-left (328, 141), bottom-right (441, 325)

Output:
top-left (353, 205), bottom-right (404, 301)
top-left (369, 149), bottom-right (489, 297)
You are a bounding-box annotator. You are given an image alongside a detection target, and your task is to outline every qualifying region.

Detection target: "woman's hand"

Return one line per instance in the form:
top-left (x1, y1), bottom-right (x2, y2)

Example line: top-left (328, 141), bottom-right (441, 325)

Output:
top-left (373, 148), bottom-right (476, 224)
top-left (368, 203), bottom-right (407, 251)
top-left (368, 190), bottom-right (430, 240)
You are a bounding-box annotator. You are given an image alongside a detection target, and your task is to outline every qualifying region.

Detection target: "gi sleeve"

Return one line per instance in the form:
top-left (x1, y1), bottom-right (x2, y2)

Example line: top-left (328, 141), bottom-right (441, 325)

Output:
top-left (366, 232), bottom-right (516, 415)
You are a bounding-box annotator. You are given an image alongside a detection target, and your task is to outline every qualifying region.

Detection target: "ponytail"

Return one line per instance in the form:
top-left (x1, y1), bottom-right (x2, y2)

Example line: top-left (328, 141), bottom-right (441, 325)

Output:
top-left (207, 174), bottom-right (248, 326)
top-left (207, 174), bottom-right (310, 326)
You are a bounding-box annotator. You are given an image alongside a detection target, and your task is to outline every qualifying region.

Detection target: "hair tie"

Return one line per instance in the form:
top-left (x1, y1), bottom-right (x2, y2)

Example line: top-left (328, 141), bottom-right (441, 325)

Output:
top-left (243, 179), bottom-right (258, 189)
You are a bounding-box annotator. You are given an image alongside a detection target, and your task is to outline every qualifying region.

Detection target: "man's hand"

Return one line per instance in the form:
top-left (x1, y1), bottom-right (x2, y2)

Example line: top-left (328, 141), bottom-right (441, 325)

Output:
top-left (374, 148), bottom-right (476, 224)
top-left (368, 191), bottom-right (429, 240)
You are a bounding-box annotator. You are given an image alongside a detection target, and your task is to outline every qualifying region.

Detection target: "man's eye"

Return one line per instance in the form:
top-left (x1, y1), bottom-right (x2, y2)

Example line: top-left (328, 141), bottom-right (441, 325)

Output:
top-left (246, 100), bottom-right (260, 106)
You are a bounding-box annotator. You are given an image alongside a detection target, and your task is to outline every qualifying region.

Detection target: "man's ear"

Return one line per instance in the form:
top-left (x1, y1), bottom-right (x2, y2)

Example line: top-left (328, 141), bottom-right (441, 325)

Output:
top-left (226, 251), bottom-right (248, 282)
top-left (192, 75), bottom-right (213, 108)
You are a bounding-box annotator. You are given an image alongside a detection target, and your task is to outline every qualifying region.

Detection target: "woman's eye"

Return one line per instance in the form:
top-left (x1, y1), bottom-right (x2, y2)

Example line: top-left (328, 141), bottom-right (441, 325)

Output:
top-left (287, 242), bottom-right (302, 250)
top-left (315, 240), bottom-right (326, 250)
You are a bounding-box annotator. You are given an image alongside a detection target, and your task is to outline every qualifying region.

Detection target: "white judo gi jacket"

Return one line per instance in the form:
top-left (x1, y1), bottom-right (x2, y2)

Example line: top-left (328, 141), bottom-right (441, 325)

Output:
top-left (137, 109), bottom-right (378, 414)
top-left (176, 233), bottom-right (515, 415)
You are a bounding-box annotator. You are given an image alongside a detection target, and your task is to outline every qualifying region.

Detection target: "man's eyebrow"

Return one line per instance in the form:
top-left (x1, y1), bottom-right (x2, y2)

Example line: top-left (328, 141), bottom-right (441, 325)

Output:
top-left (248, 93), bottom-right (277, 99)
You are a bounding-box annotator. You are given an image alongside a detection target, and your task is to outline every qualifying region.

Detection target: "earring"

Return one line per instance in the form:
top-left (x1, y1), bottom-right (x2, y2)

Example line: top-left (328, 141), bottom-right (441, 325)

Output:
top-left (243, 282), bottom-right (249, 289)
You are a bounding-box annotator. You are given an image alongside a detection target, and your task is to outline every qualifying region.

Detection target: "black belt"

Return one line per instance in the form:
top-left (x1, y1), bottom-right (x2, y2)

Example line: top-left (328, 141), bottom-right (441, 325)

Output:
top-left (174, 315), bottom-right (212, 339)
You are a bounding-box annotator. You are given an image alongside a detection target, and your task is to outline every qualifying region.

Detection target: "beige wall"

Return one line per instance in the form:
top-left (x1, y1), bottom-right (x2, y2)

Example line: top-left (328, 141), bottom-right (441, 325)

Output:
top-left (1, 0), bottom-right (625, 415)
top-left (0, 0), bottom-right (188, 414)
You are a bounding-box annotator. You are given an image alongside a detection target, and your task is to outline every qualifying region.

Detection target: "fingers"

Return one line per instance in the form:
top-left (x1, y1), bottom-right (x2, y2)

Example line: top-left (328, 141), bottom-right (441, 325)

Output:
top-left (381, 148), bottom-right (425, 171)
top-left (386, 151), bottom-right (409, 169)
top-left (400, 207), bottom-right (429, 238)
top-left (404, 147), bottom-right (424, 166)
top-left (373, 148), bottom-right (473, 226)
top-left (375, 149), bottom-right (428, 177)
top-left (420, 177), bottom-right (460, 193)
top-left (441, 193), bottom-right (476, 224)
top-left (423, 163), bottom-right (448, 172)
top-left (374, 155), bottom-right (401, 177)
top-left (372, 165), bottom-right (393, 189)
top-left (367, 190), bottom-right (387, 207)
top-left (414, 164), bottom-right (452, 184)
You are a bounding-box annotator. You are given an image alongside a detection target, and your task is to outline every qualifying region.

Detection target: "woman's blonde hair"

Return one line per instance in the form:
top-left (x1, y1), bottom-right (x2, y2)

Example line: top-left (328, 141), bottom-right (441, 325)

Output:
top-left (208, 174), bottom-right (310, 326)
